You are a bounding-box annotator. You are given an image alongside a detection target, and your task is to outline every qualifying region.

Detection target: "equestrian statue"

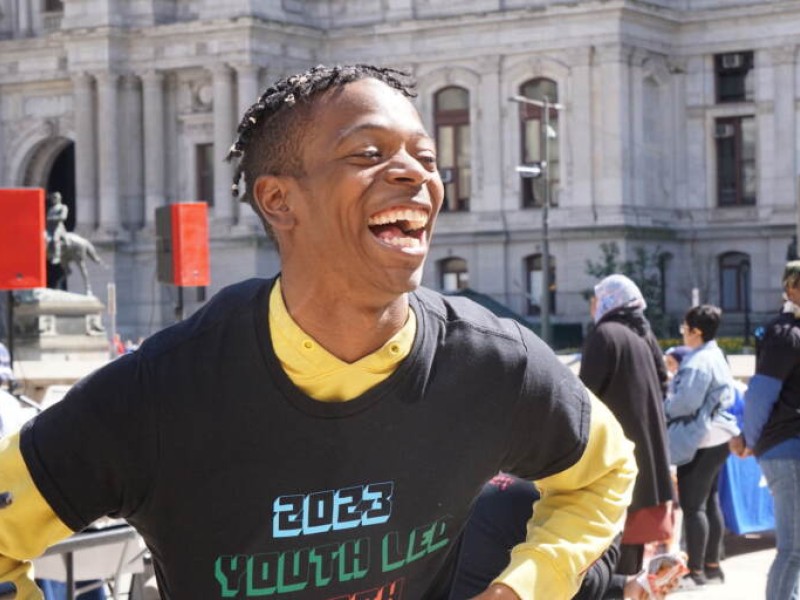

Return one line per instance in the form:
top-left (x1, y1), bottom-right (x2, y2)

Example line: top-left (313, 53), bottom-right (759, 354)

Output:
top-left (45, 192), bottom-right (104, 296)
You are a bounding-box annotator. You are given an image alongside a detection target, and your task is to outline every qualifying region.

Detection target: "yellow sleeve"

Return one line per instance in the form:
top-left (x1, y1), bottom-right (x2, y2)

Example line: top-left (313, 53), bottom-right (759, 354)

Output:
top-left (493, 392), bottom-right (637, 600)
top-left (0, 432), bottom-right (75, 599)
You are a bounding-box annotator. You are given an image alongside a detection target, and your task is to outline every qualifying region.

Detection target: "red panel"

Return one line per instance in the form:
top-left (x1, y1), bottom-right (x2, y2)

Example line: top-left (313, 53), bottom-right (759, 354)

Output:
top-left (0, 188), bottom-right (46, 290)
top-left (171, 202), bottom-right (210, 287)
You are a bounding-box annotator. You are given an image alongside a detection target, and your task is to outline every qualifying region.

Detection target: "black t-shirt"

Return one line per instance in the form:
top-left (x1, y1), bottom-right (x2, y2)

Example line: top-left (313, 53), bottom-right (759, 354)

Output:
top-left (21, 278), bottom-right (589, 599)
top-left (754, 311), bottom-right (800, 455)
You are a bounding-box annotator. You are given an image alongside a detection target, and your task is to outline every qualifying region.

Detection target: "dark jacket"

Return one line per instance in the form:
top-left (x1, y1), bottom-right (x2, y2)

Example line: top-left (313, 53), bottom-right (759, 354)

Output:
top-left (580, 309), bottom-right (674, 513)
top-left (753, 311), bottom-right (800, 455)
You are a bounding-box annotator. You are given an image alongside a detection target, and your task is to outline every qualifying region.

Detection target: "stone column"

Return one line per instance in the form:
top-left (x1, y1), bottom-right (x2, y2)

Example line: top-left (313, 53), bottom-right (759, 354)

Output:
top-left (72, 71), bottom-right (97, 231)
top-left (755, 49), bottom-right (776, 211)
top-left (477, 56), bottom-right (502, 212)
top-left (235, 64), bottom-right (262, 226)
top-left (121, 74), bottom-right (144, 229)
top-left (668, 57), bottom-right (689, 212)
top-left (564, 47), bottom-right (594, 213)
top-left (595, 43), bottom-right (633, 214)
top-left (212, 63), bottom-right (236, 224)
top-left (95, 71), bottom-right (120, 234)
top-left (770, 46), bottom-right (797, 212)
top-left (17, 0), bottom-right (32, 36)
top-left (142, 70), bottom-right (166, 227)
top-left (683, 56), bottom-right (708, 215)
top-left (0, 87), bottom-right (5, 185)
top-left (236, 64), bottom-right (261, 120)
top-left (630, 48), bottom-right (649, 210)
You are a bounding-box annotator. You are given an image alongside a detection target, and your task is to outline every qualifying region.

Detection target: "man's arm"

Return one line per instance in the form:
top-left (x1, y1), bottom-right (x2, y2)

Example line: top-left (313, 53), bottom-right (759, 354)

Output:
top-left (0, 432), bottom-right (74, 599)
top-left (490, 393), bottom-right (637, 600)
top-left (741, 374), bottom-right (783, 450)
top-left (741, 329), bottom-right (796, 450)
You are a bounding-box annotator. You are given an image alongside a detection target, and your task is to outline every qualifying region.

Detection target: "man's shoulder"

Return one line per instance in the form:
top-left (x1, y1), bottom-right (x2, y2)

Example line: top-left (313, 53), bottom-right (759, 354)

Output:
top-left (763, 312), bottom-right (800, 350)
top-left (140, 277), bottom-right (271, 360)
top-left (412, 287), bottom-right (530, 342)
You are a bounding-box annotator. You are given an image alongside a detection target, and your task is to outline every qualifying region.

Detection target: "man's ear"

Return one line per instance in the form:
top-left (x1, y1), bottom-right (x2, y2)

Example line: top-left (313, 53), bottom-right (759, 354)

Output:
top-left (252, 175), bottom-right (296, 232)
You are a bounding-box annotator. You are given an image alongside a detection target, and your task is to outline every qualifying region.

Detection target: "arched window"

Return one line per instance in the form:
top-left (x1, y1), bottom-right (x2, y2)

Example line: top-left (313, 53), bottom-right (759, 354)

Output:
top-left (518, 78), bottom-right (560, 208)
top-left (525, 254), bottom-right (556, 315)
top-left (434, 87), bottom-right (471, 212)
top-left (439, 257), bottom-right (469, 292)
top-left (719, 252), bottom-right (750, 312)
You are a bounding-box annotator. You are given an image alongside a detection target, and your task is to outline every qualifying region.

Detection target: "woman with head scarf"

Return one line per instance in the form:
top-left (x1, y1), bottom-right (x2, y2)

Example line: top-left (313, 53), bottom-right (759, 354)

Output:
top-left (580, 274), bottom-right (675, 576)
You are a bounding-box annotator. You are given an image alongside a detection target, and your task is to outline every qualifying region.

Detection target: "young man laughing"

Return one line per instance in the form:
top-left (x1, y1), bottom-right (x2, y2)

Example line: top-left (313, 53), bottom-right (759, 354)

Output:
top-left (0, 65), bottom-right (635, 600)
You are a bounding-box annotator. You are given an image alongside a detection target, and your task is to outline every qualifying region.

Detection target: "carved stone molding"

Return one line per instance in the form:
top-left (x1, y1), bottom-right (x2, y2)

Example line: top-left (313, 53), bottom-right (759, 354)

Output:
top-left (563, 46), bottom-right (593, 69)
top-left (768, 45), bottom-right (797, 66)
top-left (594, 43), bottom-right (635, 65)
top-left (140, 69), bottom-right (165, 87)
top-left (630, 48), bottom-right (651, 68)
top-left (666, 56), bottom-right (688, 75)
top-left (476, 55), bottom-right (501, 75)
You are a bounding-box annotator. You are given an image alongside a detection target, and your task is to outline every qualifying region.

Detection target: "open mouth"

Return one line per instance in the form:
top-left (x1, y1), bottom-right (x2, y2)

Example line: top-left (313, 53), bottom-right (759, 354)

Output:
top-left (367, 208), bottom-right (429, 249)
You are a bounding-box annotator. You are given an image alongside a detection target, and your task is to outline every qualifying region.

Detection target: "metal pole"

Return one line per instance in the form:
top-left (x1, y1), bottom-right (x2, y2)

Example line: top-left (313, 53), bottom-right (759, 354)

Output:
top-left (107, 282), bottom-right (117, 359)
top-left (5, 291), bottom-right (13, 370)
top-left (540, 97), bottom-right (552, 346)
top-left (743, 263), bottom-right (751, 347)
top-left (175, 286), bottom-right (184, 322)
top-left (508, 95), bottom-right (564, 346)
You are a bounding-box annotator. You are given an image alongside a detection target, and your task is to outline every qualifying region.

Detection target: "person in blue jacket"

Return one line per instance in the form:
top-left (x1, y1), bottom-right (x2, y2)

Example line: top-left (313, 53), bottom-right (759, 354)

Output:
top-left (665, 305), bottom-right (739, 589)
top-left (731, 260), bottom-right (800, 600)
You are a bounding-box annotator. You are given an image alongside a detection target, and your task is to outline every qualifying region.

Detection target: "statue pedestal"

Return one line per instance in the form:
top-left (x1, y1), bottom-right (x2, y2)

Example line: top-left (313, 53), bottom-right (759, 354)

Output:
top-left (13, 288), bottom-right (109, 362)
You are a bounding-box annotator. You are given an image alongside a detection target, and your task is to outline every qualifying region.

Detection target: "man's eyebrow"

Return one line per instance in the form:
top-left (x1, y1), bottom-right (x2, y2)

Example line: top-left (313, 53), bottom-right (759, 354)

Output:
top-left (335, 122), bottom-right (433, 144)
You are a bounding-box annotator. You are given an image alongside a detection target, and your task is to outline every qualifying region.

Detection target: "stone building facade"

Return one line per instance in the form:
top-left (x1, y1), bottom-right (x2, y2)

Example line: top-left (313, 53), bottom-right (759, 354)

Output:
top-left (0, 0), bottom-right (798, 342)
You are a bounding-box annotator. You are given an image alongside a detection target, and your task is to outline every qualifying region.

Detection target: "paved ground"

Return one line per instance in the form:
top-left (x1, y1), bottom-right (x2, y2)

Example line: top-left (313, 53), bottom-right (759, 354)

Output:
top-left (671, 531), bottom-right (775, 599)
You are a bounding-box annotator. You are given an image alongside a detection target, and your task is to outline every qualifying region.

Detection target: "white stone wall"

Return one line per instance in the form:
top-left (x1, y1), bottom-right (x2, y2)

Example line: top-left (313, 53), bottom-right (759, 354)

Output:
top-left (0, 0), bottom-right (798, 341)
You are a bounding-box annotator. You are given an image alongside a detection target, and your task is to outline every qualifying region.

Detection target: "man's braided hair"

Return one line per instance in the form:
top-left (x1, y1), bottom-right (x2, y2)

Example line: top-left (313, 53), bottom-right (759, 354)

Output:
top-left (226, 64), bottom-right (417, 232)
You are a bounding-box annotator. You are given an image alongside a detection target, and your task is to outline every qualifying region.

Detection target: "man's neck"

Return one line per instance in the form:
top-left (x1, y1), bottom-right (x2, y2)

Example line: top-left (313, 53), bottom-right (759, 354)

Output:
top-left (277, 275), bottom-right (411, 364)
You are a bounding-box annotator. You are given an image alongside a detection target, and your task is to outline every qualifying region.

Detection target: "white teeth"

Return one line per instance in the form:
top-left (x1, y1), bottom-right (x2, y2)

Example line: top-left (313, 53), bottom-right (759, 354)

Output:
top-left (383, 236), bottom-right (422, 248)
top-left (368, 209), bottom-right (428, 229)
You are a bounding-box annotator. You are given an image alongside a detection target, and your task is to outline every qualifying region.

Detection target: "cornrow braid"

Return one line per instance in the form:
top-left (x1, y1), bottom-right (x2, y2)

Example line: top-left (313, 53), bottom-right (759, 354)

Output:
top-left (225, 64), bottom-right (416, 233)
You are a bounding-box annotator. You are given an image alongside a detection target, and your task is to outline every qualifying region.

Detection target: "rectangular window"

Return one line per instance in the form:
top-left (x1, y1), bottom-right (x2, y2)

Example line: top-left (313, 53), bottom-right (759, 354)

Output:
top-left (715, 116), bottom-right (756, 206)
top-left (435, 123), bottom-right (470, 212)
top-left (196, 144), bottom-right (215, 207)
top-left (44, 0), bottom-right (64, 11)
top-left (525, 255), bottom-right (556, 316)
top-left (434, 87), bottom-right (471, 212)
top-left (720, 267), bottom-right (740, 311)
top-left (719, 255), bottom-right (750, 312)
top-left (715, 51), bottom-right (754, 104)
top-left (521, 112), bottom-right (559, 209)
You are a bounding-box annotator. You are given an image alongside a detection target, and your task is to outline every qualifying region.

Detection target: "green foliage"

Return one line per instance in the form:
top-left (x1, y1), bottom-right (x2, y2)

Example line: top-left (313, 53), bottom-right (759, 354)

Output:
top-left (585, 241), bottom-right (669, 337)
top-left (657, 337), bottom-right (682, 351)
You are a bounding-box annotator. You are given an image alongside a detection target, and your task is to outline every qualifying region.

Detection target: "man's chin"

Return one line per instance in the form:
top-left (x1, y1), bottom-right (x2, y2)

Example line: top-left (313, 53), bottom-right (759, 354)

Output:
top-left (379, 266), bottom-right (424, 297)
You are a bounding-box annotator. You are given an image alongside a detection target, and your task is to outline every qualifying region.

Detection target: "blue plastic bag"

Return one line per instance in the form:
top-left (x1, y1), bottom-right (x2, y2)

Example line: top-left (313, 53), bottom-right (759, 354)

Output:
top-left (718, 386), bottom-right (775, 534)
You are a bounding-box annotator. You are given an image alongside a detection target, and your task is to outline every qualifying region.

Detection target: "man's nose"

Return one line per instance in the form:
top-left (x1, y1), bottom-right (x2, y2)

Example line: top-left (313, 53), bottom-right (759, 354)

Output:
top-left (386, 150), bottom-right (432, 186)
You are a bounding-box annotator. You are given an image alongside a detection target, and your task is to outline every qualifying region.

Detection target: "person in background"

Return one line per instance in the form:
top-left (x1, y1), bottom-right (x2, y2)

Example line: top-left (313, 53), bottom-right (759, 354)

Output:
top-left (452, 473), bottom-right (686, 600)
top-left (664, 346), bottom-right (691, 380)
top-left (0, 64), bottom-right (636, 600)
top-left (731, 260), bottom-right (800, 600)
top-left (580, 275), bottom-right (675, 576)
top-left (665, 304), bottom-right (739, 589)
top-left (0, 342), bottom-right (27, 439)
